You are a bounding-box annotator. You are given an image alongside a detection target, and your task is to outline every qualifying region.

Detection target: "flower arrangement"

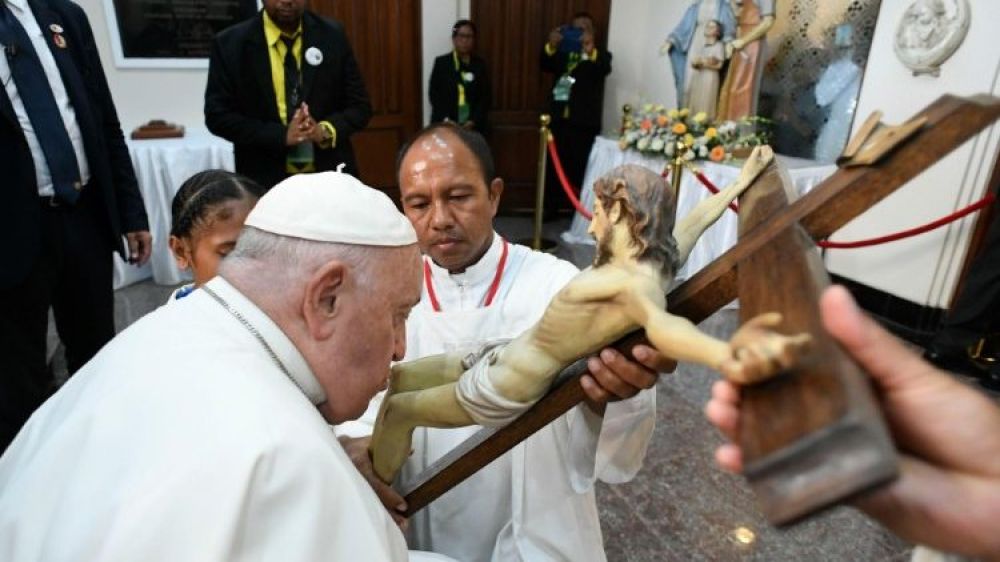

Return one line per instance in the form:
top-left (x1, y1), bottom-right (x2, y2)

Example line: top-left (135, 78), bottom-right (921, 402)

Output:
top-left (618, 104), bottom-right (771, 162)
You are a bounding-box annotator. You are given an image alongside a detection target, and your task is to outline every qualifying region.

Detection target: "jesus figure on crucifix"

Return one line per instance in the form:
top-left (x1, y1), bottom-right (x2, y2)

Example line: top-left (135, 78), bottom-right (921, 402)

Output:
top-left (371, 146), bottom-right (810, 483)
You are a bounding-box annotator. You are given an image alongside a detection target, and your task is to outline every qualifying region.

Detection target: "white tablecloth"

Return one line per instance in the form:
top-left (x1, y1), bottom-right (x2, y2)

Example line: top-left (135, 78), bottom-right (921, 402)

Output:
top-left (563, 137), bottom-right (836, 281)
top-left (113, 129), bottom-right (235, 289)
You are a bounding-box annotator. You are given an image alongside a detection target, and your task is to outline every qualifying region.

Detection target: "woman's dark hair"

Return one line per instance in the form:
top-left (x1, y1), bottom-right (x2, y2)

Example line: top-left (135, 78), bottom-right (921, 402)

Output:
top-left (170, 170), bottom-right (266, 238)
top-left (452, 19), bottom-right (476, 37)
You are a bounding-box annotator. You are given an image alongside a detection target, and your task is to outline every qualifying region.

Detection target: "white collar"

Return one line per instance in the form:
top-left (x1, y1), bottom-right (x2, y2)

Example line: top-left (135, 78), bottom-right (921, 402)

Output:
top-left (203, 277), bottom-right (327, 406)
top-left (426, 231), bottom-right (502, 287)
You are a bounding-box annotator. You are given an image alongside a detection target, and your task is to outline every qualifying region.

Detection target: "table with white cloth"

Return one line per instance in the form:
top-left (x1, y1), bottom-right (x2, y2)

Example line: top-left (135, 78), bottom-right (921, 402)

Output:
top-left (113, 129), bottom-right (234, 290)
top-left (562, 136), bottom-right (836, 281)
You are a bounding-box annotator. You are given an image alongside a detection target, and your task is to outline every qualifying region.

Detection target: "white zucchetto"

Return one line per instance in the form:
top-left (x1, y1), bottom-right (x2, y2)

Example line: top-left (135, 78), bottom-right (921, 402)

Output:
top-left (245, 170), bottom-right (417, 246)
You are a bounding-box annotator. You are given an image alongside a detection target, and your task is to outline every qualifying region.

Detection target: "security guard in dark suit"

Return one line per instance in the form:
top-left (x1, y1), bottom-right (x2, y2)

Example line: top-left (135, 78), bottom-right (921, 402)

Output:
top-left (0, 0), bottom-right (151, 452)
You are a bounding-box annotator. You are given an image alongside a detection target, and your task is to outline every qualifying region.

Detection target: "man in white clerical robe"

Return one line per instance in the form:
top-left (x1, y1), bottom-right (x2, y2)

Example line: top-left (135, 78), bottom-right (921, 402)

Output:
top-left (338, 123), bottom-right (665, 562)
top-left (0, 172), bottom-right (450, 562)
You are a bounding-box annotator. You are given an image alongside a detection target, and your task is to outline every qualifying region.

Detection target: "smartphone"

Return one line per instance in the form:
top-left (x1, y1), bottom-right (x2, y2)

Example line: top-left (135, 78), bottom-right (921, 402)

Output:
top-left (559, 25), bottom-right (582, 54)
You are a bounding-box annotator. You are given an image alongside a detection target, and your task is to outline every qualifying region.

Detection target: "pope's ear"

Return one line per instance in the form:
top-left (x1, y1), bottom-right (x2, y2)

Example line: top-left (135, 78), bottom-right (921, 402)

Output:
top-left (302, 260), bottom-right (346, 340)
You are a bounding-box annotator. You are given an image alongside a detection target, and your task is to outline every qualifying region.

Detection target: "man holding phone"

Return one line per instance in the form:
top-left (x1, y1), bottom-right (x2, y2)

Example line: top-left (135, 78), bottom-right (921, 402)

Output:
top-left (540, 12), bottom-right (612, 218)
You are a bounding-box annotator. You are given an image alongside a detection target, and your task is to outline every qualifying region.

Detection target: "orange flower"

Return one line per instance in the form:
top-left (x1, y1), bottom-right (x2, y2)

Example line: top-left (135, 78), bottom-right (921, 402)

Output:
top-left (656, 114), bottom-right (670, 127)
top-left (672, 122), bottom-right (687, 135)
top-left (709, 145), bottom-right (726, 162)
top-left (640, 118), bottom-right (653, 131)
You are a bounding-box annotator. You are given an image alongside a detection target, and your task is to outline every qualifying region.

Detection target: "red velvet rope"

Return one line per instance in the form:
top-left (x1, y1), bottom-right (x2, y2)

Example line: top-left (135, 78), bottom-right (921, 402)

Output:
top-left (817, 193), bottom-right (996, 249)
top-left (692, 169), bottom-right (739, 213)
top-left (545, 136), bottom-right (593, 220)
top-left (687, 167), bottom-right (995, 250)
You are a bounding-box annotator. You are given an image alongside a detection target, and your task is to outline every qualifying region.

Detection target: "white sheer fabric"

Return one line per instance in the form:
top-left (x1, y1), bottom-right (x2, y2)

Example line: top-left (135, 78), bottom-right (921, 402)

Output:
top-left (113, 129), bottom-right (234, 289)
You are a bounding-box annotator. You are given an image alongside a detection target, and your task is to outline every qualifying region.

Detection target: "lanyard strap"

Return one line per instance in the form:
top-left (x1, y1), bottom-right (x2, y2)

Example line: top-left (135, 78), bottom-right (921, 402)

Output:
top-left (424, 238), bottom-right (509, 313)
top-left (452, 50), bottom-right (468, 107)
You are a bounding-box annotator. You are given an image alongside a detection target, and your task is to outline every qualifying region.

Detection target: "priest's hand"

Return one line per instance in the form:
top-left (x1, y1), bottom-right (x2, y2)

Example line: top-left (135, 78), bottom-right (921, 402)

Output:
top-left (705, 286), bottom-right (1000, 560)
top-left (338, 435), bottom-right (409, 530)
top-left (580, 344), bottom-right (674, 411)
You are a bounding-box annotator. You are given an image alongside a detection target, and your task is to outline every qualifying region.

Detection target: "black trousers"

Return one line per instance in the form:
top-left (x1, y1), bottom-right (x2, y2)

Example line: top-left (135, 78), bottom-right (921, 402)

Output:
top-left (931, 198), bottom-right (1000, 350)
top-left (0, 189), bottom-right (115, 453)
top-left (545, 122), bottom-right (598, 216)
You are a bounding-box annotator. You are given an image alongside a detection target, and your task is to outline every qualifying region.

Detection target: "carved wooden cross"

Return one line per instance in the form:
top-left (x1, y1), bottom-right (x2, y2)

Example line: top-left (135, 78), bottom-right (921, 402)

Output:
top-left (397, 95), bottom-right (1000, 524)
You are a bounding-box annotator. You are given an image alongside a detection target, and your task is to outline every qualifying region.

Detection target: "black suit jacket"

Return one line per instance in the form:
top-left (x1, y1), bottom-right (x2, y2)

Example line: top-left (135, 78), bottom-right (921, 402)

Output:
top-left (429, 52), bottom-right (490, 134)
top-left (205, 11), bottom-right (372, 189)
top-left (540, 47), bottom-right (612, 132)
top-left (0, 0), bottom-right (148, 289)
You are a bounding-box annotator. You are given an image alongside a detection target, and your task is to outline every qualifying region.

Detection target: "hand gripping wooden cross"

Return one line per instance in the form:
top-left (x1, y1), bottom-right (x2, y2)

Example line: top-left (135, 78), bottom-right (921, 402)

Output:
top-left (395, 95), bottom-right (1000, 524)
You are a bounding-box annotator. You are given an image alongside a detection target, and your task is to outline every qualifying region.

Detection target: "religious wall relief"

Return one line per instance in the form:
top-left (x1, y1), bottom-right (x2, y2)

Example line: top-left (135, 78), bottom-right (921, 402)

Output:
top-left (893, 0), bottom-right (970, 77)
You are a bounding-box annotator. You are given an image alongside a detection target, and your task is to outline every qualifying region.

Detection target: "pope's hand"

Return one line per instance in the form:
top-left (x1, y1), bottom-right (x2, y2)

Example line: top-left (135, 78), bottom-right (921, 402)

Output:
top-left (580, 344), bottom-right (674, 407)
top-left (339, 435), bottom-right (409, 530)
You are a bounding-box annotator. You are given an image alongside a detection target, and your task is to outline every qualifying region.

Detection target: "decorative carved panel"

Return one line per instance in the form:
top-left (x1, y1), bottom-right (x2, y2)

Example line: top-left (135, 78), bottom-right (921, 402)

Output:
top-left (758, 0), bottom-right (883, 160)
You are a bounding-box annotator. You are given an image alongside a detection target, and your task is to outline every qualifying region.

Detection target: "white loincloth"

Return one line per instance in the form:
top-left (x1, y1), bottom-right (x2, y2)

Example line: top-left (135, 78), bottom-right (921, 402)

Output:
top-left (455, 343), bottom-right (534, 427)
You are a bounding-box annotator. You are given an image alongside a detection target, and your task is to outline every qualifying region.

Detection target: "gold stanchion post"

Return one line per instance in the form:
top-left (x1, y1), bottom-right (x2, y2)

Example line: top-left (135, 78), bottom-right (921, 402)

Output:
top-left (620, 104), bottom-right (633, 136)
top-left (520, 114), bottom-right (557, 251)
top-left (668, 140), bottom-right (688, 223)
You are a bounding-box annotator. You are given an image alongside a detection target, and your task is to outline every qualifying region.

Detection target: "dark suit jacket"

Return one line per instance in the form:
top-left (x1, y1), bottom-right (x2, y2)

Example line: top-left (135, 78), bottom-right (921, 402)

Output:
top-left (429, 51), bottom-right (490, 134)
top-left (540, 47), bottom-right (612, 132)
top-left (0, 0), bottom-right (148, 289)
top-left (205, 11), bottom-right (372, 189)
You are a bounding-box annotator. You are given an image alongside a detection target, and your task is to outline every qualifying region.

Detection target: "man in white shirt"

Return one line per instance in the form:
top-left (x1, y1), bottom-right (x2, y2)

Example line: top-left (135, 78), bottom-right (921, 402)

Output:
top-left (0, 172), bottom-right (447, 561)
top-left (0, 0), bottom-right (152, 453)
top-left (339, 123), bottom-right (668, 562)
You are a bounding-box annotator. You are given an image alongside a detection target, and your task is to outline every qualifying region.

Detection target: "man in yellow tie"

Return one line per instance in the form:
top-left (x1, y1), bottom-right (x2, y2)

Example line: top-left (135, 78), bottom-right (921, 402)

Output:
top-left (205, 0), bottom-right (371, 188)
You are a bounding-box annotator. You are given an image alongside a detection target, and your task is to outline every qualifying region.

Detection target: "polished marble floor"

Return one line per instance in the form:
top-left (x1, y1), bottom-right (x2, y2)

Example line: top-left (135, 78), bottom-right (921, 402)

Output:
top-left (88, 213), bottom-right (924, 561)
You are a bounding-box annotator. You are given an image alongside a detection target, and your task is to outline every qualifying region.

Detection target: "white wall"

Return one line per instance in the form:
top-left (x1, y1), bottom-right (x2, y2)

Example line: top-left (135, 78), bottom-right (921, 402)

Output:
top-left (78, 0), bottom-right (466, 132)
top-left (602, 1), bottom-right (685, 135)
top-left (78, 0), bottom-right (208, 131)
top-left (824, 0), bottom-right (1000, 307)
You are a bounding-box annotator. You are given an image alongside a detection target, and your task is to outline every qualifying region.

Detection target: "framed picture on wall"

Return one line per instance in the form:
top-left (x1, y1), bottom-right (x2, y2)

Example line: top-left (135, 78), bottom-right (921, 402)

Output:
top-left (103, 0), bottom-right (259, 69)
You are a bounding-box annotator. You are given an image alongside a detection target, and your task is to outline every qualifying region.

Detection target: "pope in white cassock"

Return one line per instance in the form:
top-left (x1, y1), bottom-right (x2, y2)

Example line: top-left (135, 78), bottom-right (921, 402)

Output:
top-left (0, 172), bottom-right (454, 562)
top-left (338, 123), bottom-right (669, 562)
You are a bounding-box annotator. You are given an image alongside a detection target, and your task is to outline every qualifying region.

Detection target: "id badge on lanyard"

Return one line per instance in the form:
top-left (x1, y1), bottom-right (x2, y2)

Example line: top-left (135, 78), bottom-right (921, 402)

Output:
top-left (553, 74), bottom-right (575, 102)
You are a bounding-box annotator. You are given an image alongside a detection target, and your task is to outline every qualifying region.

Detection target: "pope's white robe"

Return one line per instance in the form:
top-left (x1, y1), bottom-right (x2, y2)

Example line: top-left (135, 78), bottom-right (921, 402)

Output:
top-left (0, 278), bottom-right (410, 562)
top-left (339, 234), bottom-right (657, 562)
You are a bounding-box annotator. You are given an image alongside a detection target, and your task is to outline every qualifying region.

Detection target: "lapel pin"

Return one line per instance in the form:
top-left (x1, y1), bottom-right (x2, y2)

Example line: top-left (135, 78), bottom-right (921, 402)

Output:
top-left (53, 34), bottom-right (67, 49)
top-left (49, 23), bottom-right (63, 33)
top-left (305, 46), bottom-right (323, 66)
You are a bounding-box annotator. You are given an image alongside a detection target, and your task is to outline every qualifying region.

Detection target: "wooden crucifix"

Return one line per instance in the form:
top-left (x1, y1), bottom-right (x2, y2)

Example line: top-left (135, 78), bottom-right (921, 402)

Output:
top-left (395, 94), bottom-right (1000, 524)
